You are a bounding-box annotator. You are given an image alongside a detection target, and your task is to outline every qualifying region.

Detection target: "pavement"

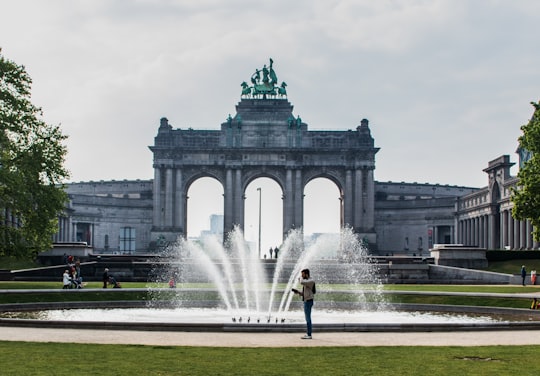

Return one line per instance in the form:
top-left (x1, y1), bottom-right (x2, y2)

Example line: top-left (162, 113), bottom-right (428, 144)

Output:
top-left (2, 327), bottom-right (540, 347)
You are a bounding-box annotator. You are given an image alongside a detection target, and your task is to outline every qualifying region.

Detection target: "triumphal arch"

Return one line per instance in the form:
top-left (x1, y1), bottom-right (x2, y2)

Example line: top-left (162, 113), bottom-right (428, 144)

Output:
top-left (150, 59), bottom-right (379, 246)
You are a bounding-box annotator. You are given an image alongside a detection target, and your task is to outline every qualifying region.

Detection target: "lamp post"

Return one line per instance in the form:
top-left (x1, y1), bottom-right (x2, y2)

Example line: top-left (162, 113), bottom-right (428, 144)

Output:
top-left (257, 187), bottom-right (262, 259)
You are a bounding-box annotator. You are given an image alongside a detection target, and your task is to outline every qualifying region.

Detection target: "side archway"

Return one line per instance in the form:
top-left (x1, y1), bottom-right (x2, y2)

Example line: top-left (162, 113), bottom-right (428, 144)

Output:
top-left (186, 176), bottom-right (224, 240)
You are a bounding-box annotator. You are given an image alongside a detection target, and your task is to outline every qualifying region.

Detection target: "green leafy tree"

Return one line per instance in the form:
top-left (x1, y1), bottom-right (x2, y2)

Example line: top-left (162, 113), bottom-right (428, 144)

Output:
top-left (512, 101), bottom-right (540, 242)
top-left (0, 50), bottom-right (69, 258)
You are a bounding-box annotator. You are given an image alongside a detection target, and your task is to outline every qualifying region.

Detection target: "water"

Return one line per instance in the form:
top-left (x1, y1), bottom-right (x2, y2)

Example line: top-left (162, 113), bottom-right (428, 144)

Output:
top-left (40, 307), bottom-right (500, 324)
top-left (150, 226), bottom-right (386, 321)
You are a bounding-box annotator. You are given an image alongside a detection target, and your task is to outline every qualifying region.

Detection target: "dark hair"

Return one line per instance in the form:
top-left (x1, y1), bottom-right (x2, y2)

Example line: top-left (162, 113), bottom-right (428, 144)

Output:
top-left (301, 268), bottom-right (310, 277)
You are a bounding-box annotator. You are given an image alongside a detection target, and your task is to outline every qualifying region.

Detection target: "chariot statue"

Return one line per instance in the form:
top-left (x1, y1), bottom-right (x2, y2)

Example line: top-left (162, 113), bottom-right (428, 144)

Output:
top-left (240, 58), bottom-right (287, 99)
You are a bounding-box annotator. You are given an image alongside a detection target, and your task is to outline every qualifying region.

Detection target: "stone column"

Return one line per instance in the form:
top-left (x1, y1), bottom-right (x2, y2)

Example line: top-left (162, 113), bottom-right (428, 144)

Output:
top-left (354, 169), bottom-right (363, 231)
top-left (294, 169), bottom-right (304, 230)
top-left (67, 214), bottom-right (73, 242)
top-left (72, 222), bottom-right (77, 242)
top-left (513, 217), bottom-right (519, 249)
top-left (283, 169), bottom-right (293, 235)
top-left (520, 220), bottom-right (527, 249)
top-left (479, 216), bottom-right (484, 248)
top-left (90, 223), bottom-right (95, 247)
top-left (174, 170), bottom-right (184, 233)
top-left (483, 215), bottom-right (489, 248)
top-left (467, 219), bottom-right (472, 245)
top-left (343, 170), bottom-right (353, 227)
top-left (508, 214), bottom-right (514, 249)
top-left (473, 217), bottom-right (478, 247)
top-left (224, 169), bottom-right (234, 234)
top-left (365, 168), bottom-right (375, 230)
top-left (476, 217), bottom-right (480, 247)
top-left (234, 169), bottom-right (244, 231)
top-left (153, 167), bottom-right (162, 227)
top-left (488, 214), bottom-right (496, 249)
top-left (501, 210), bottom-right (508, 248)
top-left (164, 168), bottom-right (174, 227)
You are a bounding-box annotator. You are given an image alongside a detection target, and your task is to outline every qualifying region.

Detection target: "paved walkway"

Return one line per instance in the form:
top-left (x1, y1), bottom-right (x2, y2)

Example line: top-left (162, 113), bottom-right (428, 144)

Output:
top-left (2, 327), bottom-right (540, 347)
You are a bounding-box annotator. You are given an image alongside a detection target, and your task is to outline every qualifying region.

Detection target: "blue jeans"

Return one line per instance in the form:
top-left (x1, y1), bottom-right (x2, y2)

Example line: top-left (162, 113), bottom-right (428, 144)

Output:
top-left (303, 299), bottom-right (313, 336)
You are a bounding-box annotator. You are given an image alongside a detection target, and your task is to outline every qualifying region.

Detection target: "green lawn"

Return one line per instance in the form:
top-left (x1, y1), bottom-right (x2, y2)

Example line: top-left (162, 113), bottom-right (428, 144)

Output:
top-left (0, 341), bottom-right (539, 375)
top-left (484, 258), bottom-right (540, 274)
top-left (0, 281), bottom-right (538, 308)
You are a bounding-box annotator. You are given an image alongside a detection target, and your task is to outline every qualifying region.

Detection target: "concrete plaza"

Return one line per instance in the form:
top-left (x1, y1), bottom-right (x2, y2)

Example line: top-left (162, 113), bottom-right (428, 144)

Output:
top-left (2, 327), bottom-right (540, 347)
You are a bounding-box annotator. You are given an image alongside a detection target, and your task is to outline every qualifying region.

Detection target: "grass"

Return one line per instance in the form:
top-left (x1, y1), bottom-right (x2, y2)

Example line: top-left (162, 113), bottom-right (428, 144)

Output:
top-left (484, 259), bottom-right (540, 274)
top-left (0, 256), bottom-right (40, 270)
top-left (0, 281), bottom-right (538, 308)
top-left (1, 341), bottom-right (540, 375)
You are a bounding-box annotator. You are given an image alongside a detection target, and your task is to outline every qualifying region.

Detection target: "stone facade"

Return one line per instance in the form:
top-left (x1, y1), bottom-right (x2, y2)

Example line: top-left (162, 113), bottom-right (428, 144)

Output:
top-left (457, 155), bottom-right (538, 250)
top-left (150, 98), bottom-right (379, 246)
top-left (374, 182), bottom-right (477, 255)
top-left (54, 180), bottom-right (153, 253)
top-left (57, 152), bottom-right (536, 255)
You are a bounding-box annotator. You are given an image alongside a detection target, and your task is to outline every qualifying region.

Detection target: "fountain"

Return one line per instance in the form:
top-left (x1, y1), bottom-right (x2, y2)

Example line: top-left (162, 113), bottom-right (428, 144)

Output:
top-left (141, 226), bottom-right (388, 322)
top-left (5, 227), bottom-right (532, 330)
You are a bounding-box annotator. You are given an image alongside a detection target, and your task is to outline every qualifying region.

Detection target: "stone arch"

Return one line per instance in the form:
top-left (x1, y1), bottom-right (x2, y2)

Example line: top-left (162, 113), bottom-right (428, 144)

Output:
top-left (241, 169), bottom-right (286, 195)
top-left (303, 175), bottom-right (343, 234)
top-left (303, 170), bottom-right (345, 196)
top-left (243, 176), bottom-right (285, 256)
top-left (185, 175), bottom-right (224, 238)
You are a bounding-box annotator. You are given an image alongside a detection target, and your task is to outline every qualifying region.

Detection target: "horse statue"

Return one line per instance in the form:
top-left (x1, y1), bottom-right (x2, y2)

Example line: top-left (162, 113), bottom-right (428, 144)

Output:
top-left (241, 82), bottom-right (252, 97)
top-left (278, 82), bottom-right (287, 97)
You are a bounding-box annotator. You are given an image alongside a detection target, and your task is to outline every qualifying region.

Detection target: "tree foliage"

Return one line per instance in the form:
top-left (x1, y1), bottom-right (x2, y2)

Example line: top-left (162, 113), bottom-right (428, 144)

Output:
top-left (0, 50), bottom-right (69, 258)
top-left (512, 101), bottom-right (540, 242)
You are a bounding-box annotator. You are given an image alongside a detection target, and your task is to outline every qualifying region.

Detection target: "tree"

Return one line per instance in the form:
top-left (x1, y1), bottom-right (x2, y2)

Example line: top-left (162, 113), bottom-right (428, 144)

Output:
top-left (0, 50), bottom-right (69, 258)
top-left (511, 101), bottom-right (540, 242)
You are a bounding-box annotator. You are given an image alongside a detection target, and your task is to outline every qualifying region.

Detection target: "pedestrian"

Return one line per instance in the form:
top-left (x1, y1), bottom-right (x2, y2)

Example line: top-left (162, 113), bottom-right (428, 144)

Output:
top-left (292, 268), bottom-right (316, 339)
top-left (521, 265), bottom-right (527, 286)
top-left (102, 268), bottom-right (109, 288)
top-left (62, 269), bottom-right (71, 289)
top-left (169, 277), bottom-right (176, 288)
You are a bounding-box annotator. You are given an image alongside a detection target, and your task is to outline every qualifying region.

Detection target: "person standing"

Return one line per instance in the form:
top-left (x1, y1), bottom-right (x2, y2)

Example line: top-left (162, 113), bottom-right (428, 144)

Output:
top-left (102, 268), bottom-right (110, 288)
top-left (293, 268), bottom-right (316, 339)
top-left (521, 265), bottom-right (527, 286)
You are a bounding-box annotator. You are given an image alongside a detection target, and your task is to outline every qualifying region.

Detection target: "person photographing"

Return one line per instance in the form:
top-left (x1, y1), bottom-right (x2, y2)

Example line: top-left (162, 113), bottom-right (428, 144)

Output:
top-left (292, 268), bottom-right (316, 339)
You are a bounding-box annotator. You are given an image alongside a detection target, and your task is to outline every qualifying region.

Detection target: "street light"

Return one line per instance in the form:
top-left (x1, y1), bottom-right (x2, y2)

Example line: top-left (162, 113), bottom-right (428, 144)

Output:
top-left (257, 187), bottom-right (262, 259)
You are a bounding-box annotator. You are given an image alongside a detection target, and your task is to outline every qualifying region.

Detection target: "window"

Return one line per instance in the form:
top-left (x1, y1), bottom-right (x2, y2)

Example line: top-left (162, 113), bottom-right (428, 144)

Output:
top-left (119, 227), bottom-right (136, 253)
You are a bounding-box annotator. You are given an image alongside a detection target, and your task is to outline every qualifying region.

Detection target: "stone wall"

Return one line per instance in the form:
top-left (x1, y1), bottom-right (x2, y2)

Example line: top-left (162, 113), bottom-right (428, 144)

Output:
top-left (430, 244), bottom-right (488, 269)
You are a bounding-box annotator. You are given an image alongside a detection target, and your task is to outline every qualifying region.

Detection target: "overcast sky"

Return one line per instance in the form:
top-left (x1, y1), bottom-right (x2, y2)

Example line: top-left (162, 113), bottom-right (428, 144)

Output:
top-left (2, 1), bottom-right (540, 245)
top-left (2, 0), bottom-right (538, 187)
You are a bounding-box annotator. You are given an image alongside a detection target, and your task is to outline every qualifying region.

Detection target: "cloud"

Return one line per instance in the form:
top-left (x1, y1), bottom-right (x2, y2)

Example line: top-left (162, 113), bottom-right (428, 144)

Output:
top-left (1, 0), bottom-right (539, 187)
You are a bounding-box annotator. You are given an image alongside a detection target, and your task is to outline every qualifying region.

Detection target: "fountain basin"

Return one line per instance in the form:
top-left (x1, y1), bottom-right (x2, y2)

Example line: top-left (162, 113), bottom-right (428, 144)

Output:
top-left (2, 298), bottom-right (540, 333)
